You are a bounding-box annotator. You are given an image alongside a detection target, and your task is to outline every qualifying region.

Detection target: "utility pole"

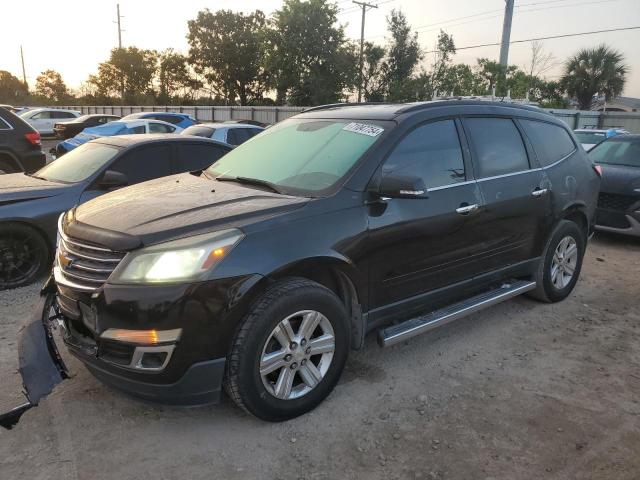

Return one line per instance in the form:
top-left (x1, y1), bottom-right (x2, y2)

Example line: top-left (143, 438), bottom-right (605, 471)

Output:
top-left (353, 1), bottom-right (378, 103)
top-left (20, 46), bottom-right (27, 89)
top-left (116, 3), bottom-right (123, 49)
top-left (499, 0), bottom-right (514, 67)
top-left (498, 0), bottom-right (514, 95)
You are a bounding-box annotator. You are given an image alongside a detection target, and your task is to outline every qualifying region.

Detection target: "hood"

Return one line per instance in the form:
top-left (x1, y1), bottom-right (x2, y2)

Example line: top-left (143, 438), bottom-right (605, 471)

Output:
top-left (65, 132), bottom-right (99, 148)
top-left (597, 163), bottom-right (640, 196)
top-left (0, 173), bottom-right (69, 203)
top-left (73, 173), bottom-right (309, 246)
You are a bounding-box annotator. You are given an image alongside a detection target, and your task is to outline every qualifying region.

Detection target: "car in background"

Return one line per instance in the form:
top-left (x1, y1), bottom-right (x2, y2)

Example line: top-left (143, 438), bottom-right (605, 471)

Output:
top-left (589, 135), bottom-right (640, 236)
top-left (120, 112), bottom-right (197, 129)
top-left (19, 108), bottom-right (81, 135)
top-left (53, 119), bottom-right (183, 157)
top-left (0, 104), bottom-right (25, 114)
top-left (54, 114), bottom-right (121, 139)
top-left (0, 107), bottom-right (45, 174)
top-left (0, 134), bottom-right (232, 289)
top-left (574, 128), bottom-right (630, 151)
top-left (181, 122), bottom-right (264, 146)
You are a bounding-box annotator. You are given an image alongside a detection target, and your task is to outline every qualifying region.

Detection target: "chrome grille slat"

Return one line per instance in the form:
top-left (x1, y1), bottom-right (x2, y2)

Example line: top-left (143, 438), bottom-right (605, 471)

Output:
top-left (56, 226), bottom-right (126, 292)
top-left (60, 240), bottom-right (122, 263)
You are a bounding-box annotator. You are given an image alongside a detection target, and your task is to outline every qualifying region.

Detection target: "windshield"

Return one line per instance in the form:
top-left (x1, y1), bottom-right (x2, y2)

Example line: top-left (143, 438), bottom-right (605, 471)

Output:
top-left (589, 139), bottom-right (640, 168)
top-left (206, 118), bottom-right (387, 195)
top-left (36, 143), bottom-right (120, 183)
top-left (575, 131), bottom-right (606, 145)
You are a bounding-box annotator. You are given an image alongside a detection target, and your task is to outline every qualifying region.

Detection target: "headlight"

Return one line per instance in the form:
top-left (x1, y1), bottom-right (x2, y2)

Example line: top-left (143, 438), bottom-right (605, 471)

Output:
top-left (110, 229), bottom-right (244, 284)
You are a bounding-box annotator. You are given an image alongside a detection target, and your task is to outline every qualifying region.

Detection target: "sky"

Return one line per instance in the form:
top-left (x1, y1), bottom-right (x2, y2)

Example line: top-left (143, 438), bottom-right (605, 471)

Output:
top-left (1, 0), bottom-right (639, 97)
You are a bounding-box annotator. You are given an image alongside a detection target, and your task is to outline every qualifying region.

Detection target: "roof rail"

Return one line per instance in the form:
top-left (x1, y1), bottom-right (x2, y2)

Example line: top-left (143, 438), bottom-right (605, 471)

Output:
top-left (302, 102), bottom-right (391, 113)
top-left (398, 98), bottom-right (541, 115)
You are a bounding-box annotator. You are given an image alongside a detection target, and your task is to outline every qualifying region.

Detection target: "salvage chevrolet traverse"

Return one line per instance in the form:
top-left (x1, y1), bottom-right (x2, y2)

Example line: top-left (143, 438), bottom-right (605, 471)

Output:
top-left (44, 101), bottom-right (600, 421)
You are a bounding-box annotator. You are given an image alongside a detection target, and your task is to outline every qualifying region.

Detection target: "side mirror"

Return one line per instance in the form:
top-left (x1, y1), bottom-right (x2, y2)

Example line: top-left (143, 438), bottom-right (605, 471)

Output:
top-left (97, 170), bottom-right (128, 190)
top-left (378, 173), bottom-right (428, 199)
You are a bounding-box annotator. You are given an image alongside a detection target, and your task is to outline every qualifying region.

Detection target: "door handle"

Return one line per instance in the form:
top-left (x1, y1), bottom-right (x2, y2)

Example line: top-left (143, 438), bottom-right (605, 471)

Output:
top-left (456, 203), bottom-right (479, 215)
top-left (531, 188), bottom-right (548, 197)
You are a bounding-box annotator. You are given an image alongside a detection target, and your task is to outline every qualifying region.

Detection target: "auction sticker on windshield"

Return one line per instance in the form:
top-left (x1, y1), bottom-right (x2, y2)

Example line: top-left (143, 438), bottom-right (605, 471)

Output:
top-left (342, 123), bottom-right (384, 137)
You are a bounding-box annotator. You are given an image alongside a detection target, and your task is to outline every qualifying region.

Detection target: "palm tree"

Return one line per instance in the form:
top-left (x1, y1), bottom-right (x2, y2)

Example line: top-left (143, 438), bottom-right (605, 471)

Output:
top-left (560, 44), bottom-right (628, 110)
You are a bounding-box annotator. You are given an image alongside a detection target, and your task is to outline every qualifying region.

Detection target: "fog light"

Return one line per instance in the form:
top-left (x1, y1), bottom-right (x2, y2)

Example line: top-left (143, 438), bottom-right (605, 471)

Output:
top-left (100, 328), bottom-right (181, 345)
top-left (139, 351), bottom-right (168, 369)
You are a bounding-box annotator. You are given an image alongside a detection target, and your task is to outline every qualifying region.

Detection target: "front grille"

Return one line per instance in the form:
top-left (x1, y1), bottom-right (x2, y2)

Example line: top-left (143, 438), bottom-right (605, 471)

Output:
top-left (596, 209), bottom-right (631, 229)
top-left (57, 231), bottom-right (125, 292)
top-left (597, 193), bottom-right (639, 211)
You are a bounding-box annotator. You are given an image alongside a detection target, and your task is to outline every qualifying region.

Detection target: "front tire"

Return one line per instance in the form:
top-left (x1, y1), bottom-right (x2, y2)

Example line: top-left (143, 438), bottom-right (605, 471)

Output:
top-left (225, 278), bottom-right (350, 421)
top-left (0, 223), bottom-right (50, 290)
top-left (529, 220), bottom-right (585, 303)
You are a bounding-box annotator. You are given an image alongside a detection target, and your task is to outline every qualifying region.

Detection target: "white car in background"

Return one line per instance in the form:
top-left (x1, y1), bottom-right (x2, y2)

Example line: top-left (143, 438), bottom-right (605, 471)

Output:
top-left (54, 119), bottom-right (183, 157)
top-left (19, 108), bottom-right (81, 135)
top-left (181, 122), bottom-right (264, 146)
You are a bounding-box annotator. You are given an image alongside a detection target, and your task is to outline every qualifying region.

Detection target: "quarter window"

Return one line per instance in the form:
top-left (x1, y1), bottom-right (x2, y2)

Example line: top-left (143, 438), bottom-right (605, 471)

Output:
top-left (520, 119), bottom-right (575, 166)
top-left (465, 118), bottom-right (529, 178)
top-left (382, 119), bottom-right (465, 189)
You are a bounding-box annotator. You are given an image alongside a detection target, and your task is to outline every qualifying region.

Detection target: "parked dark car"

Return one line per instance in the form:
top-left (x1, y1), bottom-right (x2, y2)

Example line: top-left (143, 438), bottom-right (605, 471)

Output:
top-left (53, 114), bottom-right (121, 139)
top-left (13, 101), bottom-right (600, 425)
top-left (0, 134), bottom-right (231, 289)
top-left (0, 107), bottom-right (45, 174)
top-left (589, 135), bottom-right (640, 236)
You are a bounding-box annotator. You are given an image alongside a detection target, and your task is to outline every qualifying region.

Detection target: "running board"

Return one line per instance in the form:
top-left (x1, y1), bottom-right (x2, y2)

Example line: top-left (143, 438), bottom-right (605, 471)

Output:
top-left (377, 280), bottom-right (536, 347)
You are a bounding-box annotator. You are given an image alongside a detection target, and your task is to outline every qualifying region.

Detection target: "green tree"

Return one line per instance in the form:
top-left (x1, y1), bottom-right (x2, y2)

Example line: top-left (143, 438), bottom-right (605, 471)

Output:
top-left (474, 58), bottom-right (518, 95)
top-left (267, 0), bottom-right (357, 106)
top-left (158, 49), bottom-right (202, 103)
top-left (89, 47), bottom-right (158, 103)
top-left (560, 44), bottom-right (628, 110)
top-left (188, 9), bottom-right (268, 105)
top-left (383, 9), bottom-right (422, 101)
top-left (362, 42), bottom-right (387, 102)
top-left (0, 71), bottom-right (28, 104)
top-left (437, 64), bottom-right (479, 96)
top-left (34, 69), bottom-right (69, 102)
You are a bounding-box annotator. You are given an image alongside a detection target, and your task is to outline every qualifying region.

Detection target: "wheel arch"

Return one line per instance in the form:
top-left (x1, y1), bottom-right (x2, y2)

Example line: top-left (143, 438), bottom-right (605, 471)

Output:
top-left (267, 256), bottom-right (367, 350)
top-left (559, 202), bottom-right (589, 240)
top-left (0, 151), bottom-right (24, 172)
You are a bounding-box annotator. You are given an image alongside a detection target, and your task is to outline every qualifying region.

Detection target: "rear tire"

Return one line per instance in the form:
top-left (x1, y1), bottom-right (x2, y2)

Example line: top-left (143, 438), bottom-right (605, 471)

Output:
top-left (0, 159), bottom-right (16, 174)
top-left (225, 278), bottom-right (350, 421)
top-left (0, 223), bottom-right (50, 290)
top-left (528, 220), bottom-right (585, 303)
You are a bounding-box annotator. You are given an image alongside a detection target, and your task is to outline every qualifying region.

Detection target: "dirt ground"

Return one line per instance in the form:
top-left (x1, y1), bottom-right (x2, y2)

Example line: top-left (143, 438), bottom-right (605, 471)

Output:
top-left (0, 232), bottom-right (639, 480)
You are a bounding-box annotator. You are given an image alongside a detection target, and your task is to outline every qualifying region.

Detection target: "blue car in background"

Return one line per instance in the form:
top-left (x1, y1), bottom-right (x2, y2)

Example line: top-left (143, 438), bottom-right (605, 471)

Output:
top-left (52, 119), bottom-right (182, 157)
top-left (119, 111), bottom-right (197, 129)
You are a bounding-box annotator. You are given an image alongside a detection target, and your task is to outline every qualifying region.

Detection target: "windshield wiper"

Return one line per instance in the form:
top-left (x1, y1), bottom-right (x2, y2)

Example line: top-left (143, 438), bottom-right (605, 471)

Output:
top-left (215, 175), bottom-right (284, 194)
top-left (24, 173), bottom-right (46, 181)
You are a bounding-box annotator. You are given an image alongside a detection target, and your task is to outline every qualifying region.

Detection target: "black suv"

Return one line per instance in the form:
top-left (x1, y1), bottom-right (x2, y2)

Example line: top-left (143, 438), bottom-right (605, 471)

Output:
top-left (22, 101), bottom-right (601, 422)
top-left (0, 107), bottom-right (46, 174)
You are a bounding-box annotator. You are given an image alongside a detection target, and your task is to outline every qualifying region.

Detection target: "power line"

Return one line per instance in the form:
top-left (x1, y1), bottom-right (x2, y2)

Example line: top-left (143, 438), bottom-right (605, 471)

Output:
top-left (423, 25), bottom-right (640, 54)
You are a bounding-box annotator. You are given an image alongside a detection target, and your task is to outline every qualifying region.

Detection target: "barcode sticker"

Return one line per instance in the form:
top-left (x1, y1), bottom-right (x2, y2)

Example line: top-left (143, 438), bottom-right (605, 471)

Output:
top-left (342, 122), bottom-right (384, 137)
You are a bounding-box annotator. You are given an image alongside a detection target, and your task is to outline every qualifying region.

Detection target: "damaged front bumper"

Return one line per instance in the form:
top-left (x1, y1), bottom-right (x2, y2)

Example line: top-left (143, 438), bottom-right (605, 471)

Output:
top-left (0, 277), bottom-right (68, 429)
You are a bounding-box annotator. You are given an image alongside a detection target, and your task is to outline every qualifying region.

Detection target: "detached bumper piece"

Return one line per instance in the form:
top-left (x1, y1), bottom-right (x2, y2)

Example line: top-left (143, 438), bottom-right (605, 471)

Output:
top-left (0, 288), bottom-right (68, 430)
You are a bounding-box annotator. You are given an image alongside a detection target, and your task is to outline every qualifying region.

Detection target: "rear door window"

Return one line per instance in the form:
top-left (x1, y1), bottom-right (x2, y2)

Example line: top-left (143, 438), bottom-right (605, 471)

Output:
top-left (177, 143), bottom-right (228, 171)
top-left (108, 145), bottom-right (172, 185)
top-left (149, 122), bottom-right (175, 134)
top-left (520, 120), bottom-right (576, 166)
top-left (382, 119), bottom-right (466, 189)
top-left (464, 118), bottom-right (530, 178)
top-left (53, 111), bottom-right (77, 119)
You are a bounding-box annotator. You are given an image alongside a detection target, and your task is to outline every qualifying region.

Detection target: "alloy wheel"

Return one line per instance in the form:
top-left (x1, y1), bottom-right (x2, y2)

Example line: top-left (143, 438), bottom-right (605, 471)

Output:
top-left (260, 310), bottom-right (335, 400)
top-left (550, 235), bottom-right (578, 289)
